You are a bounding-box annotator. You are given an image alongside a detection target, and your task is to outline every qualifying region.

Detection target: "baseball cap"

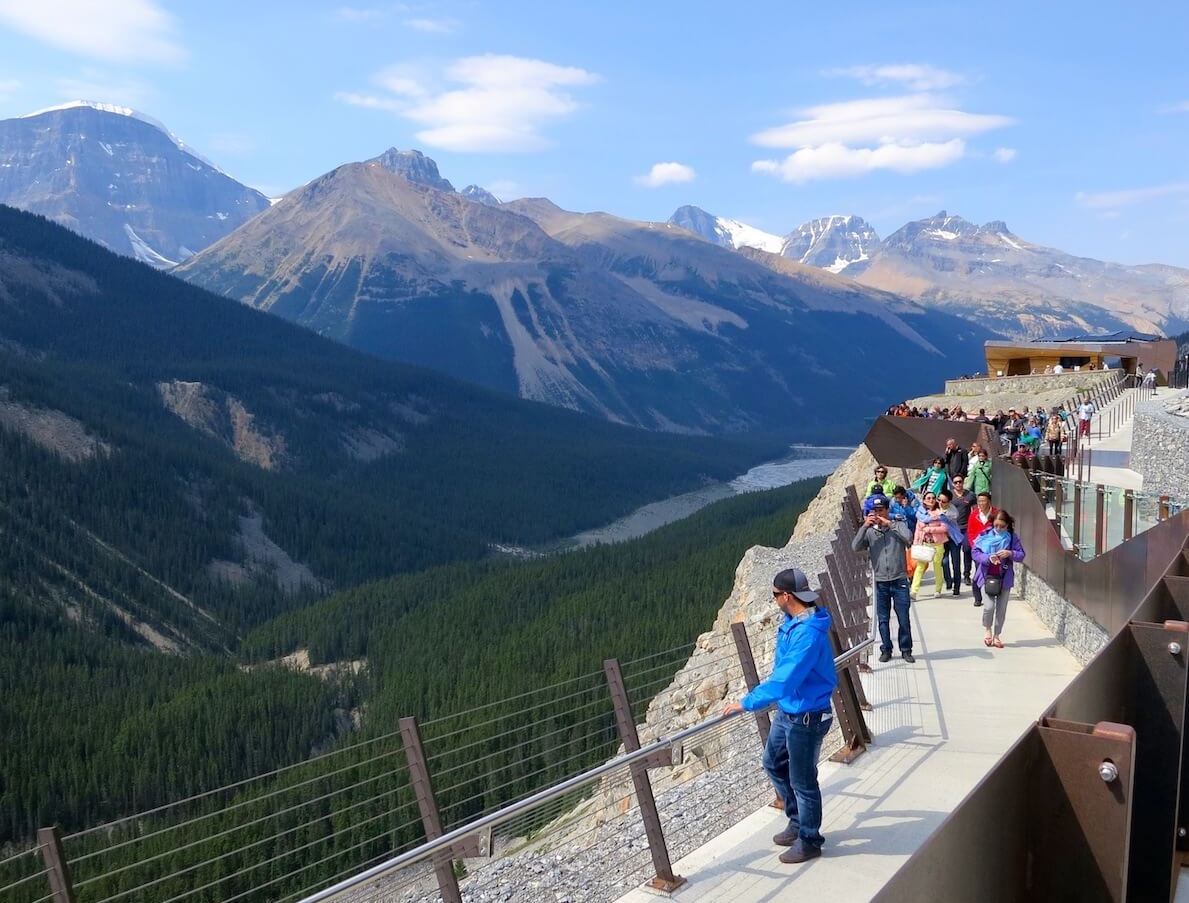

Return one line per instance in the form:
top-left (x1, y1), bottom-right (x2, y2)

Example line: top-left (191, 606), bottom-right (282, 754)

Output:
top-left (773, 568), bottom-right (818, 604)
top-left (870, 497), bottom-right (888, 508)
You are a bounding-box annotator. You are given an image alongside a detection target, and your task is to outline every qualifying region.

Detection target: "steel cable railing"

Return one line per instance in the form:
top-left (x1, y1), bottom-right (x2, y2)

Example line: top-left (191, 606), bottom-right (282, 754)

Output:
top-left (294, 639), bottom-right (872, 903)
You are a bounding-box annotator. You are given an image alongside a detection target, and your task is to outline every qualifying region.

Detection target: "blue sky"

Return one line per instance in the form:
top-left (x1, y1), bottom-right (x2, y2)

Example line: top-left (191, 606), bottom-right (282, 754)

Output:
top-left (0, 0), bottom-right (1187, 265)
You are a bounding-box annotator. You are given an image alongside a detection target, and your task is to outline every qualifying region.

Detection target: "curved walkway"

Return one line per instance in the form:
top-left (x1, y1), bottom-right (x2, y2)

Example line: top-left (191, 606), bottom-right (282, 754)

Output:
top-left (615, 585), bottom-right (1081, 903)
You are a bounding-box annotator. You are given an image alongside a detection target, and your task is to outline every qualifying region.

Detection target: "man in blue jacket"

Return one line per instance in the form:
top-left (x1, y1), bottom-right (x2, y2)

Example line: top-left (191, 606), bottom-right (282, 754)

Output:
top-left (722, 568), bottom-right (837, 863)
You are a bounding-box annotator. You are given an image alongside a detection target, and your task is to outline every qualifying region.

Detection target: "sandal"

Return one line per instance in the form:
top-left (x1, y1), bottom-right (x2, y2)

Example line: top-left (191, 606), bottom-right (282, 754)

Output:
top-left (983, 637), bottom-right (993, 647)
top-left (992, 638), bottom-right (1004, 649)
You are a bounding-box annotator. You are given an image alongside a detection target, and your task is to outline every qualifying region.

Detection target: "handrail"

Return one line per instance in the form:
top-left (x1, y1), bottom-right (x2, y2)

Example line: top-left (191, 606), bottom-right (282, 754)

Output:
top-left (297, 638), bottom-right (874, 903)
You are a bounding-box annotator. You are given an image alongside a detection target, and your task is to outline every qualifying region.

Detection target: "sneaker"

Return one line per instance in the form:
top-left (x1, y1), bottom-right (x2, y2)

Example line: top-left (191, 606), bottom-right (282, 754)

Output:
top-left (902, 652), bottom-right (916, 663)
top-left (878, 651), bottom-right (892, 663)
top-left (779, 841), bottom-right (822, 864)
top-left (952, 588), bottom-right (961, 597)
top-left (772, 829), bottom-right (798, 846)
top-left (973, 600), bottom-right (983, 607)
top-left (964, 576), bottom-right (973, 586)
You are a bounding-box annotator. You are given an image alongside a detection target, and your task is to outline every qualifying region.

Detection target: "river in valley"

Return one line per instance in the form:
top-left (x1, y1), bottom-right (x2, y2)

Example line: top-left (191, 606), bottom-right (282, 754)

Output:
top-left (493, 445), bottom-right (851, 558)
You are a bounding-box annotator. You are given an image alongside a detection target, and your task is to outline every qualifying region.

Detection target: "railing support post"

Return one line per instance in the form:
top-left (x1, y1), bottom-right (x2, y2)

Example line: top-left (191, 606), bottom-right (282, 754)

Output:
top-left (1095, 484), bottom-right (1106, 557)
top-left (603, 658), bottom-right (685, 893)
top-left (1123, 490), bottom-right (1134, 541)
top-left (399, 716), bottom-right (463, 903)
top-left (1073, 482), bottom-right (1083, 553)
top-left (37, 827), bottom-right (77, 903)
top-left (730, 621), bottom-right (771, 745)
top-left (730, 622), bottom-right (784, 811)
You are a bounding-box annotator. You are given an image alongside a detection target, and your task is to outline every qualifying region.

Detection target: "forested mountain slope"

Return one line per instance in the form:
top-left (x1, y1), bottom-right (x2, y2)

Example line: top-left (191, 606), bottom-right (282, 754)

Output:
top-left (0, 205), bottom-right (783, 842)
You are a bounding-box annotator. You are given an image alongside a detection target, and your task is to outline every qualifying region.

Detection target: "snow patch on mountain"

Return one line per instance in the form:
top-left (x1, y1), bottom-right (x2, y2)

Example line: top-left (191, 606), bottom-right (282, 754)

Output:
top-left (666, 205), bottom-right (782, 253)
top-left (781, 215), bottom-right (880, 273)
top-left (123, 224), bottom-right (178, 268)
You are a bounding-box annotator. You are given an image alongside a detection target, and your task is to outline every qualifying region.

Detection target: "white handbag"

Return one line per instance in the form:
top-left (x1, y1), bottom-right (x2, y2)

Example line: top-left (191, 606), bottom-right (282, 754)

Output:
top-left (910, 544), bottom-right (934, 564)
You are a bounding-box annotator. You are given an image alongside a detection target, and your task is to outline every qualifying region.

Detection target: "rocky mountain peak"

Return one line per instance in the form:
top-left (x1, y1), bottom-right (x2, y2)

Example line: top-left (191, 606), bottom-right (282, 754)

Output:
top-left (780, 214), bottom-right (880, 274)
top-left (369, 148), bottom-right (455, 192)
top-left (0, 102), bottom-right (269, 267)
top-left (666, 205), bottom-right (783, 253)
top-left (461, 185), bottom-right (501, 207)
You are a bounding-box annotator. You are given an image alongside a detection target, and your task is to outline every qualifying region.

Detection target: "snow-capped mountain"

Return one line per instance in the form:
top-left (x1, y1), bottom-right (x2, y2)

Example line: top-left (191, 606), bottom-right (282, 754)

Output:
top-left (854, 211), bottom-right (1189, 338)
top-left (0, 101), bottom-right (269, 267)
top-left (668, 205), bottom-right (783, 254)
top-left (779, 215), bottom-right (880, 274)
top-left (461, 184), bottom-right (501, 207)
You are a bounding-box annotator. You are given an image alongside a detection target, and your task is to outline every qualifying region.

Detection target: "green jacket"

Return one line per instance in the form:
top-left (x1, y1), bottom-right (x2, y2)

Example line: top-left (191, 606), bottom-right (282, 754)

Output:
top-left (913, 466), bottom-right (947, 496)
top-left (865, 478), bottom-right (896, 497)
top-left (969, 459), bottom-right (992, 496)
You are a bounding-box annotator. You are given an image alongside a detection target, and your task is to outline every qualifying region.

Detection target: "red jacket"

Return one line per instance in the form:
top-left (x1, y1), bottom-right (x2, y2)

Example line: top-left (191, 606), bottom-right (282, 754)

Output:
top-left (966, 505), bottom-right (998, 547)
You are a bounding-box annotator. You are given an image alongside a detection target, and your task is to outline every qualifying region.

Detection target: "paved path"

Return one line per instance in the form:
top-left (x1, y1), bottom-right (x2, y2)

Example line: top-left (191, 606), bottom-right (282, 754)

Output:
top-left (615, 585), bottom-right (1082, 903)
top-left (1078, 387), bottom-right (1178, 491)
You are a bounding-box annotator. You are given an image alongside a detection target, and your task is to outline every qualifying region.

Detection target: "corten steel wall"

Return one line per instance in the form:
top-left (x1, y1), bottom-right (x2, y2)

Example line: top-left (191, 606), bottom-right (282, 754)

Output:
top-left (866, 415), bottom-right (1189, 902)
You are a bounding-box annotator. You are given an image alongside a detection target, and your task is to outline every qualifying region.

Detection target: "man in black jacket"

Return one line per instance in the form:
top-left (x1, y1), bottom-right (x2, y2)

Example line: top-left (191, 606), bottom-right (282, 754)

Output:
top-left (943, 438), bottom-right (968, 485)
top-left (947, 474), bottom-right (977, 589)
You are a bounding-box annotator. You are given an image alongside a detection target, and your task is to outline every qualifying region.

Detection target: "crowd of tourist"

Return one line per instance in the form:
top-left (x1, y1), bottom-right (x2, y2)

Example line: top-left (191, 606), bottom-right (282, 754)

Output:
top-left (853, 435), bottom-right (1027, 656)
top-left (883, 397), bottom-right (1100, 459)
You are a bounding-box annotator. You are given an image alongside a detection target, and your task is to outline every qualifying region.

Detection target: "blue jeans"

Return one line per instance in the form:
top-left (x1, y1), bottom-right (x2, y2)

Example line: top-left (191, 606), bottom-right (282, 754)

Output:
top-left (875, 577), bottom-right (912, 654)
top-left (762, 710), bottom-right (833, 848)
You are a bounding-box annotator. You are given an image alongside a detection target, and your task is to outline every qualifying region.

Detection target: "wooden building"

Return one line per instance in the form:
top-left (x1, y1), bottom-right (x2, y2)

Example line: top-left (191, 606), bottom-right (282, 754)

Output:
top-left (984, 332), bottom-right (1177, 379)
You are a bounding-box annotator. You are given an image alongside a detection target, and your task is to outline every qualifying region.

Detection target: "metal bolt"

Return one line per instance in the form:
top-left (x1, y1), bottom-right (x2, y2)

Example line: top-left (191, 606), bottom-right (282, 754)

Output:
top-left (1180, 827), bottom-right (1187, 838)
top-left (1099, 761), bottom-right (1119, 783)
top-left (1171, 642), bottom-right (1183, 655)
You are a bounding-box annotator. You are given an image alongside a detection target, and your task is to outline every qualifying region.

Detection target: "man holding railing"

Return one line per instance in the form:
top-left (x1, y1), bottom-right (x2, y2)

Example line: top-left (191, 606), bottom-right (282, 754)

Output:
top-left (722, 568), bottom-right (837, 865)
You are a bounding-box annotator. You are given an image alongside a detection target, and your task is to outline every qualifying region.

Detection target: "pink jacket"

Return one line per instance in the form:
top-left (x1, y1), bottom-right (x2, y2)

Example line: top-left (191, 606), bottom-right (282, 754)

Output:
top-left (914, 515), bottom-right (950, 545)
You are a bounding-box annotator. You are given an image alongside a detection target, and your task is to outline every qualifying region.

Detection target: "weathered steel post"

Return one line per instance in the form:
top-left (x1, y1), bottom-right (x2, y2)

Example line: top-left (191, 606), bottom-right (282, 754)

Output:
top-left (603, 658), bottom-right (685, 893)
top-left (399, 716), bottom-right (463, 903)
top-left (37, 827), bottom-right (77, 903)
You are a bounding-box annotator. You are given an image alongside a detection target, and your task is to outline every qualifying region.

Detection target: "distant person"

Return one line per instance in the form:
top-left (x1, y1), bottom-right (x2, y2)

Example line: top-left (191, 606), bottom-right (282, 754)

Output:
top-left (1143, 368), bottom-right (1158, 391)
top-left (1078, 397), bottom-right (1096, 438)
top-left (861, 484), bottom-right (888, 516)
top-left (970, 449), bottom-right (989, 497)
top-left (852, 496), bottom-right (914, 664)
top-left (1045, 409), bottom-right (1067, 457)
top-left (910, 491), bottom-right (950, 599)
top-left (1053, 363), bottom-right (1064, 375)
top-left (972, 510), bottom-right (1026, 647)
top-left (943, 438), bottom-right (968, 485)
top-left (913, 457), bottom-right (948, 496)
top-left (1001, 409), bottom-right (1022, 453)
top-left (865, 466), bottom-right (896, 498)
top-left (966, 492), bottom-right (998, 607)
top-left (947, 475), bottom-right (976, 589)
top-left (722, 568), bottom-right (837, 864)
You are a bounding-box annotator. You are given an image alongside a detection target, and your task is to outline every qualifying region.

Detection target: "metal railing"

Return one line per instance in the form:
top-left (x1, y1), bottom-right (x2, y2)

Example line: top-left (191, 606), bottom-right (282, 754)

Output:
top-left (4, 496), bottom-right (875, 903)
top-left (298, 640), bottom-right (873, 903)
top-left (867, 413), bottom-right (1189, 900)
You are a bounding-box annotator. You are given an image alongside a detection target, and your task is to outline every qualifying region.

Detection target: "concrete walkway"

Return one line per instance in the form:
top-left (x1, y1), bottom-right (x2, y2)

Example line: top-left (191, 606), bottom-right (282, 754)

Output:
top-left (1078, 387), bottom-right (1178, 491)
top-left (616, 586), bottom-right (1082, 903)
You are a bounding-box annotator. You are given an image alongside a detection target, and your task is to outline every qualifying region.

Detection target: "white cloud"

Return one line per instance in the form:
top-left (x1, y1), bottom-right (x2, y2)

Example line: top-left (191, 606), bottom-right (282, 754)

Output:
top-left (0, 0), bottom-right (184, 64)
top-left (334, 90), bottom-right (405, 111)
top-left (56, 70), bottom-right (153, 106)
top-left (635, 162), bottom-right (696, 187)
top-left (338, 54), bottom-right (600, 152)
top-left (334, 6), bottom-right (385, 22)
top-left (404, 17), bottom-right (458, 33)
top-left (1075, 182), bottom-right (1189, 209)
top-left (751, 93), bottom-right (1010, 183)
top-left (751, 95), bottom-right (1011, 148)
top-left (993, 147), bottom-right (1017, 163)
top-left (753, 140), bottom-right (965, 183)
top-left (825, 63), bottom-right (965, 91)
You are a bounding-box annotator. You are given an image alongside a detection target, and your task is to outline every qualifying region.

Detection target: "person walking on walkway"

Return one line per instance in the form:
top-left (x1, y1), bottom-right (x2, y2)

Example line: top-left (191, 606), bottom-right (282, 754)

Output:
top-left (722, 568), bottom-right (837, 864)
top-left (910, 492), bottom-right (951, 598)
top-left (865, 465), bottom-right (896, 498)
top-left (969, 448), bottom-right (992, 496)
top-left (972, 510), bottom-right (1026, 648)
top-left (943, 438), bottom-right (968, 485)
top-left (913, 457), bottom-right (948, 497)
top-left (1045, 408), bottom-right (1067, 457)
top-left (947, 476), bottom-right (976, 589)
top-left (966, 492), bottom-right (998, 608)
top-left (852, 496), bottom-right (914, 664)
top-left (1078, 397), bottom-right (1096, 439)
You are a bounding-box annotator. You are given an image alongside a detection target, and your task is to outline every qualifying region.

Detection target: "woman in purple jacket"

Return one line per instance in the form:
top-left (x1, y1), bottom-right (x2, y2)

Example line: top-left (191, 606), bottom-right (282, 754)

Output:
top-left (971, 509), bottom-right (1025, 648)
